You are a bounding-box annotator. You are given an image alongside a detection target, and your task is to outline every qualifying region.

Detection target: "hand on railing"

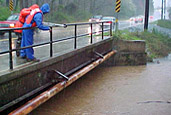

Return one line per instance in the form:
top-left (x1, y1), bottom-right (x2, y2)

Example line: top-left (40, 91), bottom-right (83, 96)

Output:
top-left (52, 24), bottom-right (67, 28)
top-left (63, 24), bottom-right (67, 28)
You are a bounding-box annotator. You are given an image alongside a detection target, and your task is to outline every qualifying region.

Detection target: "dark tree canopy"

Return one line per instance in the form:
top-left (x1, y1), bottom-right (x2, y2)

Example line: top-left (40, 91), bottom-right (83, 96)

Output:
top-left (0, 0), bottom-right (154, 22)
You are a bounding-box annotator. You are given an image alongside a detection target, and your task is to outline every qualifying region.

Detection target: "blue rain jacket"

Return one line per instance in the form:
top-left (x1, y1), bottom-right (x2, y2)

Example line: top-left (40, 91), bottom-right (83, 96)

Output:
top-left (20, 3), bottom-right (50, 60)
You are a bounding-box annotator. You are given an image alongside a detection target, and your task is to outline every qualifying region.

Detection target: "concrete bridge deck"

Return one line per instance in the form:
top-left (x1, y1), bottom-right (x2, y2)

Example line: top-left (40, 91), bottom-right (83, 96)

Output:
top-left (0, 33), bottom-right (109, 73)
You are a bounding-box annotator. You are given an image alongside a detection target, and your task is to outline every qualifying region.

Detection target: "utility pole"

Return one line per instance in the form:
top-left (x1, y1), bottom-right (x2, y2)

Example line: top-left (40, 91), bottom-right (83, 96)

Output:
top-left (144, 0), bottom-right (149, 30)
top-left (161, 0), bottom-right (164, 20)
top-left (20, 0), bottom-right (23, 10)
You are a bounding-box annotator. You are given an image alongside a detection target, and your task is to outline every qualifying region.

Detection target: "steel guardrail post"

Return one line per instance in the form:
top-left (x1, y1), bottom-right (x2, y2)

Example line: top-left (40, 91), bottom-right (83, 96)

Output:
top-left (9, 30), bottom-right (13, 70)
top-left (50, 27), bottom-right (53, 57)
top-left (74, 25), bottom-right (77, 49)
top-left (102, 22), bottom-right (104, 40)
top-left (110, 22), bottom-right (112, 36)
top-left (90, 23), bottom-right (93, 44)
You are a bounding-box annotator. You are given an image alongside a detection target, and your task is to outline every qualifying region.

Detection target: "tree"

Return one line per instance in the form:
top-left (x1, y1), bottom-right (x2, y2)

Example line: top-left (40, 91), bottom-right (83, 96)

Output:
top-left (6, 0), bottom-right (9, 7)
top-left (15, 0), bottom-right (19, 10)
top-left (59, 0), bottom-right (63, 5)
top-left (20, 0), bottom-right (23, 9)
top-left (118, 0), bottom-right (136, 18)
top-left (50, 0), bottom-right (55, 18)
top-left (168, 7), bottom-right (171, 20)
top-left (149, 0), bottom-right (154, 15)
top-left (36, 0), bottom-right (39, 5)
top-left (132, 0), bottom-right (154, 15)
top-left (132, 0), bottom-right (145, 15)
top-left (24, 0), bottom-right (28, 8)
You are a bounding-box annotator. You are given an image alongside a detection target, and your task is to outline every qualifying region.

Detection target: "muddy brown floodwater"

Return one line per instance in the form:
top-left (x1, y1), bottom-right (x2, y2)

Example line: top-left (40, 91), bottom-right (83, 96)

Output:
top-left (30, 55), bottom-right (171, 115)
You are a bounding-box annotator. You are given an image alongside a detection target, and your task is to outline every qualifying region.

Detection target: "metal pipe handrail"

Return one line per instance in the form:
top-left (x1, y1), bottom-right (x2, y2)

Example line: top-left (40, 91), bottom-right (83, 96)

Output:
top-left (0, 27), bottom-right (110, 55)
top-left (0, 21), bottom-right (110, 31)
top-left (0, 25), bottom-right (111, 55)
top-left (0, 21), bottom-right (113, 70)
top-left (57, 21), bottom-right (111, 26)
top-left (0, 24), bottom-right (67, 31)
top-left (0, 26), bottom-right (36, 31)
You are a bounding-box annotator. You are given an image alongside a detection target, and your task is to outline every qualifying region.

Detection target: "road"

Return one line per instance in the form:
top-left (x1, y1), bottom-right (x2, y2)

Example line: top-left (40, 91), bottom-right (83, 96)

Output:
top-left (0, 20), bottom-right (133, 52)
top-left (0, 23), bottom-right (112, 72)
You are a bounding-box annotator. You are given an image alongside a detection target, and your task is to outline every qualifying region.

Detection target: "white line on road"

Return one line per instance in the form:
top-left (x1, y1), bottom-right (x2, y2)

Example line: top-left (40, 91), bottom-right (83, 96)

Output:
top-left (0, 38), bottom-right (18, 42)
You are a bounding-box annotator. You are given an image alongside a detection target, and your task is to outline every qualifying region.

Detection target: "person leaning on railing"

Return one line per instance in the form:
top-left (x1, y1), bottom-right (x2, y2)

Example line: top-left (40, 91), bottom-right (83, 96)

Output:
top-left (20, 3), bottom-right (51, 62)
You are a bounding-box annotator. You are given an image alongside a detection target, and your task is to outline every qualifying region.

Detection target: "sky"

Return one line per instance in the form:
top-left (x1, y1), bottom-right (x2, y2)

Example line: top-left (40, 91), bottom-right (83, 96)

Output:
top-left (153, 0), bottom-right (171, 8)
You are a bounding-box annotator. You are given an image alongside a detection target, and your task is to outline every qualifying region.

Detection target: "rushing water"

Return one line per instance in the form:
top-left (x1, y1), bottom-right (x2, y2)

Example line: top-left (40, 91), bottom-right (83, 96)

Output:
top-left (30, 55), bottom-right (171, 115)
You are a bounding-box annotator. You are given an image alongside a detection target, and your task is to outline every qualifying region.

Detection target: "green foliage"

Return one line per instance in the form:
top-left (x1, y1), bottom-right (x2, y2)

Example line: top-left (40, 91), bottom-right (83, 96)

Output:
top-left (0, 7), bottom-right (11, 21)
top-left (168, 7), bottom-right (171, 20)
top-left (131, 0), bottom-right (154, 16)
top-left (149, 0), bottom-right (154, 15)
top-left (0, 0), bottom-right (155, 23)
top-left (157, 20), bottom-right (171, 29)
top-left (73, 10), bottom-right (91, 22)
top-left (113, 30), bottom-right (141, 40)
top-left (52, 12), bottom-right (74, 23)
top-left (46, 3), bottom-right (91, 23)
top-left (168, 7), bottom-right (171, 15)
top-left (65, 2), bottom-right (77, 15)
top-left (119, 0), bottom-right (136, 18)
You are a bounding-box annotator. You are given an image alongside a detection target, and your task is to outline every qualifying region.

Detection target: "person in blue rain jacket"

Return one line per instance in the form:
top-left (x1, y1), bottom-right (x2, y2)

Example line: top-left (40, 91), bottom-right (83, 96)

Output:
top-left (20, 3), bottom-right (50, 62)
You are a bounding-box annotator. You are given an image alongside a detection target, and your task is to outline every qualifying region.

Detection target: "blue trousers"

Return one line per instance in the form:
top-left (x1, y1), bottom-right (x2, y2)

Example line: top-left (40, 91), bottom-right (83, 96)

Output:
top-left (20, 29), bottom-right (34, 60)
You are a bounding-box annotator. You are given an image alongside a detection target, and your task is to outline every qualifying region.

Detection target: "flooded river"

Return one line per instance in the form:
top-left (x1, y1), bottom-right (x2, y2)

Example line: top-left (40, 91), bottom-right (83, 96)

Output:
top-left (30, 55), bottom-right (171, 115)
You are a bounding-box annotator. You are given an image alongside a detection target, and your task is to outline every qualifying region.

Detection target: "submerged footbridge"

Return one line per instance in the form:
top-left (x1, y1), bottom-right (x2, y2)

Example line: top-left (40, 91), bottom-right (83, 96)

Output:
top-left (0, 21), bottom-right (117, 114)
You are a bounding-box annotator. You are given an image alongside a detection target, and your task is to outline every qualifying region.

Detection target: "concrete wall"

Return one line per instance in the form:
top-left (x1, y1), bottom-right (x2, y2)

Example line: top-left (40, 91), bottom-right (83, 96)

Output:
top-left (104, 39), bottom-right (147, 66)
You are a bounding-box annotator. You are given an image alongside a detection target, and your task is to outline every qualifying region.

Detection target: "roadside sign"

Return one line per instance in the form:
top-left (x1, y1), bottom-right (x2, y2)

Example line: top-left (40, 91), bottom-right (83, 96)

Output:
top-left (115, 0), bottom-right (121, 32)
top-left (9, 0), bottom-right (14, 11)
top-left (115, 0), bottom-right (121, 13)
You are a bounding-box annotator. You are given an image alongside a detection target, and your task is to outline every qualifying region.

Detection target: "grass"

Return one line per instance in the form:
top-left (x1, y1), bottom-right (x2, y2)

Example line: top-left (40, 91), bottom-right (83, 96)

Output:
top-left (157, 20), bottom-right (171, 29)
top-left (0, 7), bottom-right (11, 21)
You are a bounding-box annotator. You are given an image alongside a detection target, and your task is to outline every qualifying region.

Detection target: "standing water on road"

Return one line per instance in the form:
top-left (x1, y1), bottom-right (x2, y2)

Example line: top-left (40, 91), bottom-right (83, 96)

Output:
top-left (31, 55), bottom-right (171, 115)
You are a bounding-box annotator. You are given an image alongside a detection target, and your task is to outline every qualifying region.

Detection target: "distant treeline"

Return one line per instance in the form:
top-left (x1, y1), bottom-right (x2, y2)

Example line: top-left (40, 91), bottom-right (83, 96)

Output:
top-left (0, 0), bottom-right (154, 23)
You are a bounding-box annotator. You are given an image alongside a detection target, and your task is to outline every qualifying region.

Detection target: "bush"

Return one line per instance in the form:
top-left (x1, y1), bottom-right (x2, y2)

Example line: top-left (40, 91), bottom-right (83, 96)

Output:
top-left (0, 7), bottom-right (11, 21)
top-left (157, 20), bottom-right (171, 29)
top-left (53, 12), bottom-right (74, 23)
top-left (168, 7), bottom-right (171, 20)
top-left (73, 10), bottom-right (91, 22)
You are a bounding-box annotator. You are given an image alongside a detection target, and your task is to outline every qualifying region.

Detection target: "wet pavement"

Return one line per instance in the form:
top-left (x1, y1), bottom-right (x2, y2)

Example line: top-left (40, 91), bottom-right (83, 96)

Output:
top-left (0, 25), bottom-right (110, 72)
top-left (0, 20), bottom-right (138, 72)
top-left (30, 55), bottom-right (171, 115)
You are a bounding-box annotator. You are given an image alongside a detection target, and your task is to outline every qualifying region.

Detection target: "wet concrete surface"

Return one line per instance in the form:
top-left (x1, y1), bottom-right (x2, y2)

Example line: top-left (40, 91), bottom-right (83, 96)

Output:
top-left (0, 20), bottom-right (134, 72)
top-left (30, 55), bottom-right (171, 115)
top-left (0, 24), bottom-right (109, 72)
top-left (0, 36), bottom-right (107, 72)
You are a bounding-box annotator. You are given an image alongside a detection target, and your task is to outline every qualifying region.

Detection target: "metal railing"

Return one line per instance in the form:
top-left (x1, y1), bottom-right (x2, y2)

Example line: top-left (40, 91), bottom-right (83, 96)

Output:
top-left (0, 21), bottom-right (113, 70)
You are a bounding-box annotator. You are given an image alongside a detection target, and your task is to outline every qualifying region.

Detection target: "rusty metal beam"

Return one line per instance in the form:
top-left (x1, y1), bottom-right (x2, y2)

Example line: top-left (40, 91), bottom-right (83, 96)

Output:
top-left (9, 50), bottom-right (116, 115)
